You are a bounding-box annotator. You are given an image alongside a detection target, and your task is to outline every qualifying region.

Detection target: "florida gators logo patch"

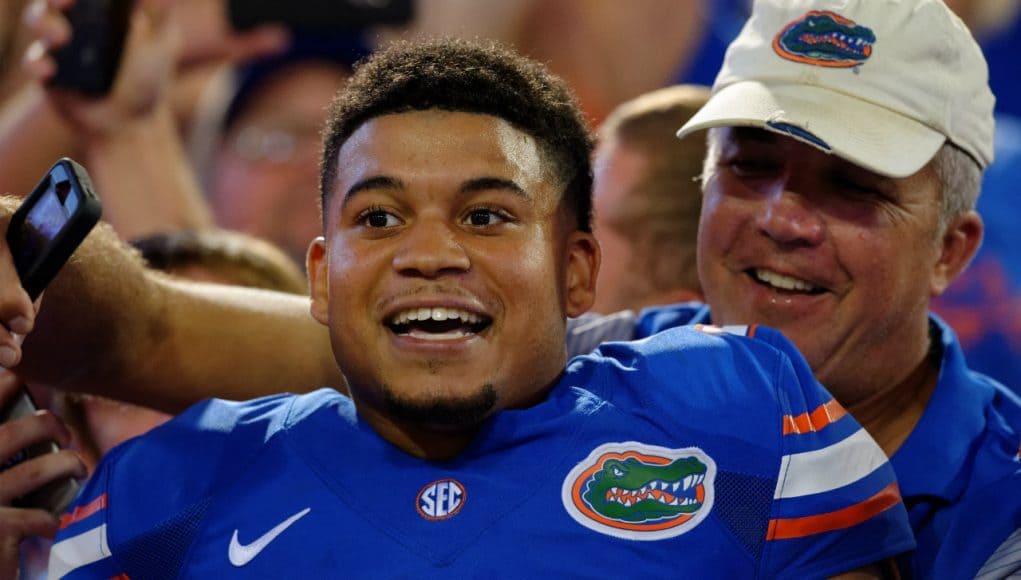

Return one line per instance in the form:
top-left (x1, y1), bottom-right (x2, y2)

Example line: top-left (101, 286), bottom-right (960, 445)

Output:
top-left (562, 442), bottom-right (716, 540)
top-left (773, 10), bottom-right (875, 68)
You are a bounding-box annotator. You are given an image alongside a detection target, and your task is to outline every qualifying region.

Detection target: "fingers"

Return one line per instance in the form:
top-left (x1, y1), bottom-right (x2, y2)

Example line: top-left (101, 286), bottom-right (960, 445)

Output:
top-left (20, 0), bottom-right (74, 83)
top-left (0, 450), bottom-right (85, 505)
top-left (0, 408), bottom-right (73, 464)
top-left (0, 235), bottom-right (34, 370)
top-left (0, 369), bottom-right (26, 408)
top-left (0, 505), bottom-right (59, 539)
top-left (224, 25), bottom-right (290, 62)
top-left (0, 504), bottom-right (58, 578)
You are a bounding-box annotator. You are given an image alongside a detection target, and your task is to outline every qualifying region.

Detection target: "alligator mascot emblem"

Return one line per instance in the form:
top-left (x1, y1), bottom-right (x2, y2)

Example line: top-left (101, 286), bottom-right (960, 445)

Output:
top-left (773, 10), bottom-right (876, 68)
top-left (562, 442), bottom-right (716, 540)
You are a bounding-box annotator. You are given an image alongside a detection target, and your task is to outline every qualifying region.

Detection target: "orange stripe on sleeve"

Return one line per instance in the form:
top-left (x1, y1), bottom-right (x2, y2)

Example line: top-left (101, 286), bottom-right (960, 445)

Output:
top-left (767, 481), bottom-right (901, 540)
top-left (782, 399), bottom-right (848, 435)
top-left (59, 493), bottom-right (108, 530)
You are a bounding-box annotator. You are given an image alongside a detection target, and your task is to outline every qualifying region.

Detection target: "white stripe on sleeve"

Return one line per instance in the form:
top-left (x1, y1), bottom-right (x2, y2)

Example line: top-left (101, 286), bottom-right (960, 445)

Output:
top-left (774, 428), bottom-right (888, 499)
top-left (48, 523), bottom-right (112, 579)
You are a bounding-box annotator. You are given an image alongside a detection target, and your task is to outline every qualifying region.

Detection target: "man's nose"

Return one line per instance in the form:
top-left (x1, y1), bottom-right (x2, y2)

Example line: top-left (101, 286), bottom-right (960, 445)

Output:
top-left (392, 218), bottom-right (471, 278)
top-left (755, 181), bottom-right (825, 248)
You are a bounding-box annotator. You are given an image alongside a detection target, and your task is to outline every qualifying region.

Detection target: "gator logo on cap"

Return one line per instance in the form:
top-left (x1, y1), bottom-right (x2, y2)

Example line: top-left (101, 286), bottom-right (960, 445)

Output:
top-left (773, 10), bottom-right (876, 68)
top-left (562, 442), bottom-right (716, 540)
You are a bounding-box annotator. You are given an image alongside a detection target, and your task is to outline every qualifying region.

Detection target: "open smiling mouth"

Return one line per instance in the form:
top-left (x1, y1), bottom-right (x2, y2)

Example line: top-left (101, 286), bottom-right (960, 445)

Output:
top-left (386, 307), bottom-right (493, 340)
top-left (747, 268), bottom-right (826, 295)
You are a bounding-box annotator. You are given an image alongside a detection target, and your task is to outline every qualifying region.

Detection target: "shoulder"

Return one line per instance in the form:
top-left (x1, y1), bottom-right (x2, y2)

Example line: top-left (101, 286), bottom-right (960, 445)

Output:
top-left (115, 389), bottom-right (343, 493)
top-left (634, 301), bottom-right (710, 338)
top-left (49, 389), bottom-right (346, 577)
top-left (581, 323), bottom-right (833, 426)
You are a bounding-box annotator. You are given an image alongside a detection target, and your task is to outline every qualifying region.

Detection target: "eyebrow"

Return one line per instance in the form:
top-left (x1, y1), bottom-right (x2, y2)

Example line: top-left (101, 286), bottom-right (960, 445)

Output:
top-left (459, 177), bottom-right (530, 200)
top-left (730, 127), bottom-right (778, 144)
top-left (341, 175), bottom-right (403, 208)
top-left (341, 175), bottom-right (530, 208)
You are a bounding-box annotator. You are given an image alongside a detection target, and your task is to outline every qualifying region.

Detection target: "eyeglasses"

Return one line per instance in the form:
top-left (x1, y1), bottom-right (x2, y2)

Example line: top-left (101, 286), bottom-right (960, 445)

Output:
top-left (228, 123), bottom-right (322, 164)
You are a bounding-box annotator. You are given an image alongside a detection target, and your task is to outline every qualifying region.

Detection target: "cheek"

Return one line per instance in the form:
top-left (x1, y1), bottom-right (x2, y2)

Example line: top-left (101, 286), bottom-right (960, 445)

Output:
top-left (696, 193), bottom-right (739, 257)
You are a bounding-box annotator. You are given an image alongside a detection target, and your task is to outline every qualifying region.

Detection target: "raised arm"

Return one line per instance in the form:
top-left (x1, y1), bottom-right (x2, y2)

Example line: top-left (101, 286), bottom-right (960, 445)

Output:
top-left (0, 197), bottom-right (342, 412)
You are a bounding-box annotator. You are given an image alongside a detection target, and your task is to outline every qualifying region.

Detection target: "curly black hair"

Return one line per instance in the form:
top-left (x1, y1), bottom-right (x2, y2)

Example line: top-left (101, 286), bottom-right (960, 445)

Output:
top-left (319, 38), bottom-right (594, 232)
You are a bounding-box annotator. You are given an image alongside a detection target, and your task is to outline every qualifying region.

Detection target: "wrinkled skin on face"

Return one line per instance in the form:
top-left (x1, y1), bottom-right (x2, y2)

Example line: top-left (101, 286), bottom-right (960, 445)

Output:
top-left (308, 110), bottom-right (598, 458)
top-left (698, 128), bottom-right (981, 404)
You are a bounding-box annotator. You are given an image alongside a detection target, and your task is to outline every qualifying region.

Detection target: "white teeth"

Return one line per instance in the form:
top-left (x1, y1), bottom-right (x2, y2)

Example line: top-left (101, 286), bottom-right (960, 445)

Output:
top-left (405, 328), bottom-right (469, 341)
top-left (683, 475), bottom-right (694, 491)
top-left (754, 269), bottom-right (819, 292)
top-left (672, 482), bottom-right (680, 492)
top-left (391, 307), bottom-right (483, 326)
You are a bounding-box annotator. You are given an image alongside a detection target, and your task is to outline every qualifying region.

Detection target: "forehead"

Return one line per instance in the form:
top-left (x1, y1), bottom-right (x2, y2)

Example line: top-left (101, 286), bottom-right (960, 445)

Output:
top-left (716, 127), bottom-right (941, 200)
top-left (329, 110), bottom-right (553, 199)
top-left (718, 127), bottom-right (885, 176)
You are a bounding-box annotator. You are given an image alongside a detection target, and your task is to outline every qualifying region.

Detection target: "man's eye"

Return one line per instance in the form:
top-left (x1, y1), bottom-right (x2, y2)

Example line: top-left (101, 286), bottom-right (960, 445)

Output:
top-left (833, 175), bottom-right (886, 199)
top-left (360, 210), bottom-right (400, 228)
top-left (464, 209), bottom-right (508, 227)
top-left (726, 158), bottom-right (778, 177)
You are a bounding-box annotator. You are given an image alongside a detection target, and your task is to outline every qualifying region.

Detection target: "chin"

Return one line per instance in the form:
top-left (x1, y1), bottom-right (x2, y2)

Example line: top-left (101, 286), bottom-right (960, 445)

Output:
top-left (380, 383), bottom-right (498, 430)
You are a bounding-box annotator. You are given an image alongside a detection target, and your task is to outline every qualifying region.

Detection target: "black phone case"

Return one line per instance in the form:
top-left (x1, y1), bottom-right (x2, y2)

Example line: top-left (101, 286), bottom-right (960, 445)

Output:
top-left (0, 389), bottom-right (81, 515)
top-left (49, 0), bottom-right (134, 96)
top-left (7, 158), bottom-right (103, 300)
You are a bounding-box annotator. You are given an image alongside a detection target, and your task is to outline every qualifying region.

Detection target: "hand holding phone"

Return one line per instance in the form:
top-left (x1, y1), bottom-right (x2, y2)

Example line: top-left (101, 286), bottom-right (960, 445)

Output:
top-left (48, 0), bottom-right (135, 96)
top-left (0, 158), bottom-right (102, 515)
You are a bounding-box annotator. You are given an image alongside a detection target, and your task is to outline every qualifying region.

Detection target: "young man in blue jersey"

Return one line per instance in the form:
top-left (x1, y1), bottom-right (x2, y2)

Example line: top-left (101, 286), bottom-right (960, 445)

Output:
top-left (2, 0), bottom-right (1017, 577)
top-left (4, 39), bottom-right (913, 577)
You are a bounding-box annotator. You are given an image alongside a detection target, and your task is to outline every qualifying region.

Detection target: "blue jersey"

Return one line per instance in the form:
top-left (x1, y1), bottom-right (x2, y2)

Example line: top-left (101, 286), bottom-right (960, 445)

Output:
top-left (575, 303), bottom-right (1021, 578)
top-left (50, 325), bottom-right (911, 578)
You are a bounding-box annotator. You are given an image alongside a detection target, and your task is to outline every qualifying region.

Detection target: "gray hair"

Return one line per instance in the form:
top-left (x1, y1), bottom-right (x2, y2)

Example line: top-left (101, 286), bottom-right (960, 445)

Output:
top-left (701, 128), bottom-right (983, 236)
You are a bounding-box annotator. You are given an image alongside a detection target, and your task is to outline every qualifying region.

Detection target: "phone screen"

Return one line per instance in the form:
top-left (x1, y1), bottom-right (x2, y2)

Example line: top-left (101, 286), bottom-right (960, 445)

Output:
top-left (12, 165), bottom-right (78, 276)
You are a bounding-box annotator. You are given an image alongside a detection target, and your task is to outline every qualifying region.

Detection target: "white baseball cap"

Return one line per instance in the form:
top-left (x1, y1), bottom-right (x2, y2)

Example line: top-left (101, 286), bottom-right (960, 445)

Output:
top-left (677, 0), bottom-right (995, 177)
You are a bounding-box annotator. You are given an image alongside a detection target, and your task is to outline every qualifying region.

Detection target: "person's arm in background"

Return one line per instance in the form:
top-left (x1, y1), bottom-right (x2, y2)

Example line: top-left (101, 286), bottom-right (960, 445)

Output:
top-left (0, 197), bottom-right (341, 413)
top-left (21, 0), bottom-right (216, 240)
top-left (0, 0), bottom-right (79, 199)
top-left (1, 0), bottom-right (288, 238)
top-left (0, 370), bottom-right (86, 579)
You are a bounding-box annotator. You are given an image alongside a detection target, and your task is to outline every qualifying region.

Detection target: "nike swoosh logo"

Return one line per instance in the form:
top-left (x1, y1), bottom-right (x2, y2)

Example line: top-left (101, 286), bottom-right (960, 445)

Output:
top-left (229, 507), bottom-right (311, 567)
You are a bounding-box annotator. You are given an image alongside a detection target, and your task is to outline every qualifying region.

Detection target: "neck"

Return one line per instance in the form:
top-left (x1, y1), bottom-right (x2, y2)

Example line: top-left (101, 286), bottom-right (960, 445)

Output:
top-left (846, 348), bottom-right (939, 457)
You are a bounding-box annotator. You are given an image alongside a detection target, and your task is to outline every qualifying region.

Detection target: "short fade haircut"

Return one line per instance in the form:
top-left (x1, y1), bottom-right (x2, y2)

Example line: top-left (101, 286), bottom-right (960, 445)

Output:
top-left (320, 38), bottom-right (594, 232)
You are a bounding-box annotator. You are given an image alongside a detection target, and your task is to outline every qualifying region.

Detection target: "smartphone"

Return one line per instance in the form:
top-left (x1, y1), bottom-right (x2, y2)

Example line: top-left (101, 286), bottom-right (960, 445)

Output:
top-left (0, 158), bottom-right (103, 514)
top-left (49, 0), bottom-right (135, 96)
top-left (227, 0), bottom-right (414, 31)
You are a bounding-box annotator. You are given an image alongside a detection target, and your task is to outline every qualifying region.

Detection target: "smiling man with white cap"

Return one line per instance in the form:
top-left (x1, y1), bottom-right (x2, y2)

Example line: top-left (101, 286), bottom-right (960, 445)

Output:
top-left (607, 0), bottom-right (1021, 577)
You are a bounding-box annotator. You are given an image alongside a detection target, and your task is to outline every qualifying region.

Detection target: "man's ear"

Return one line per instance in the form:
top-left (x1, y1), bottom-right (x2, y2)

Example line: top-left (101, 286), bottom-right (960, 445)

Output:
top-left (306, 236), bottom-right (330, 326)
top-left (931, 210), bottom-right (983, 296)
top-left (564, 231), bottom-right (600, 317)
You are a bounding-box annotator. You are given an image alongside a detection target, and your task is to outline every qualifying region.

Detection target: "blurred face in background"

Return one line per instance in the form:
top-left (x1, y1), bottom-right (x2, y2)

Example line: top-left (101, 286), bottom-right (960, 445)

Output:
top-left (209, 61), bottom-right (350, 264)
